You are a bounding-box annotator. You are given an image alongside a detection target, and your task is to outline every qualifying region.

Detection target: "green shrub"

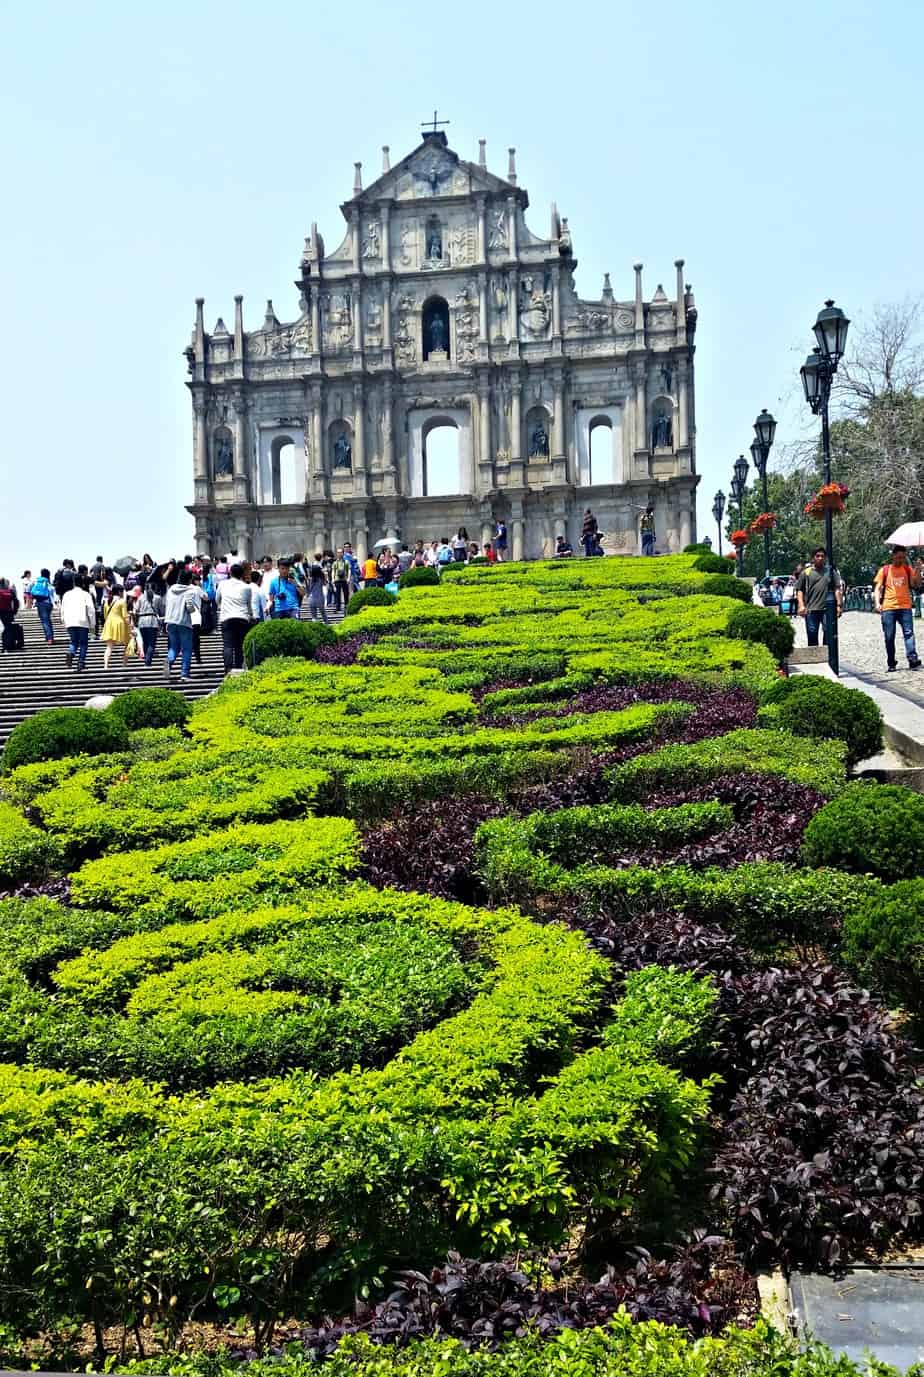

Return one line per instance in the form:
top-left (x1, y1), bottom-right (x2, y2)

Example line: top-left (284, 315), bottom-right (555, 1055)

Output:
top-left (843, 878), bottom-right (924, 1017)
top-left (609, 728), bottom-right (847, 800)
top-left (759, 675), bottom-right (883, 767)
top-left (243, 619), bottom-right (336, 668)
top-left (107, 687), bottom-right (191, 732)
top-left (606, 966), bottom-right (718, 1064)
top-left (1, 708), bottom-right (130, 774)
top-left (802, 781), bottom-right (924, 882)
top-left (0, 803), bottom-right (62, 889)
top-left (398, 565), bottom-right (440, 588)
top-left (700, 574), bottom-right (753, 603)
top-left (692, 551), bottom-right (731, 574)
top-left (726, 602), bottom-right (795, 662)
top-left (346, 587), bottom-right (397, 615)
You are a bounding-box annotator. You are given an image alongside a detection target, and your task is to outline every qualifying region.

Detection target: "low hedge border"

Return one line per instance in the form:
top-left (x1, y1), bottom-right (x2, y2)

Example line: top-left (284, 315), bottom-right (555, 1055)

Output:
top-left (607, 728), bottom-right (847, 800)
top-left (0, 802), bottom-right (63, 890)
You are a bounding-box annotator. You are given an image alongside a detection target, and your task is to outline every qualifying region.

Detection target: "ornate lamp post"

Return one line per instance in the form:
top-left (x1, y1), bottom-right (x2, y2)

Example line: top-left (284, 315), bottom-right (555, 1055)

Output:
top-left (801, 300), bottom-right (850, 675)
top-left (751, 408), bottom-right (776, 583)
top-left (712, 490), bottom-right (726, 556)
top-left (731, 453), bottom-right (749, 576)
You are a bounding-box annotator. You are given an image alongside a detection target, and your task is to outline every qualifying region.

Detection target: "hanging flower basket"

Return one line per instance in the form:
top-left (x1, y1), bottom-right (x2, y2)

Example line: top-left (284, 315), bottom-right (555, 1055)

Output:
top-left (730, 529), bottom-right (750, 547)
top-left (750, 512), bottom-right (778, 534)
top-left (725, 552), bottom-right (737, 561)
top-left (806, 482), bottom-right (849, 518)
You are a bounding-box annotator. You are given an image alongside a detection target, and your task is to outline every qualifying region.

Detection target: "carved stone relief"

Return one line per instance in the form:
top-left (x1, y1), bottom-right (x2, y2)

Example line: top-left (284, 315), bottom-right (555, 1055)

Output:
top-left (519, 275), bottom-right (551, 338)
top-left (291, 318), bottom-right (312, 354)
top-left (323, 292), bottom-right (353, 350)
top-left (450, 223), bottom-right (475, 266)
top-left (365, 292), bottom-right (383, 346)
top-left (362, 221), bottom-right (381, 259)
top-left (616, 309), bottom-right (635, 330)
top-left (247, 333), bottom-right (266, 357)
top-left (454, 286), bottom-right (478, 364)
top-left (488, 210), bottom-right (508, 250)
top-left (395, 292), bottom-right (417, 365)
top-left (491, 276), bottom-right (508, 339)
top-left (399, 222), bottom-right (416, 267)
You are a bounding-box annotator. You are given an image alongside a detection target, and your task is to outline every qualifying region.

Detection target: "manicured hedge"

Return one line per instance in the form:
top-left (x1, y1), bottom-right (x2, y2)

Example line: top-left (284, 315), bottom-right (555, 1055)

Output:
top-left (726, 602), bottom-right (795, 662)
top-left (759, 675), bottom-right (883, 766)
top-left (243, 618), bottom-right (336, 667)
top-left (843, 877), bottom-right (924, 1018)
top-left (608, 728), bottom-right (847, 800)
top-left (107, 687), bottom-right (192, 732)
top-left (1, 707), bottom-right (130, 773)
top-left (346, 587), bottom-right (396, 615)
top-left (802, 780), bottom-right (924, 881)
top-left (398, 565), bottom-right (440, 588)
top-left (0, 802), bottom-right (62, 889)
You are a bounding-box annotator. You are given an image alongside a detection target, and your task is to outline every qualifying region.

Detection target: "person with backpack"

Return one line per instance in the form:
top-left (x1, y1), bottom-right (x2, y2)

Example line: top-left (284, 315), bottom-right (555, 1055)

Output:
top-left (135, 582), bottom-right (165, 666)
top-left (306, 554), bottom-right (329, 622)
top-left (331, 548), bottom-right (352, 610)
top-left (30, 568), bottom-right (55, 643)
top-left (0, 579), bottom-right (21, 652)
top-left (796, 547), bottom-right (843, 647)
top-left (61, 575), bottom-right (96, 671)
top-left (53, 559), bottom-right (76, 600)
top-left (873, 546), bottom-right (924, 672)
top-left (436, 537), bottom-right (454, 570)
top-left (164, 569), bottom-right (199, 681)
top-left (639, 505), bottom-right (656, 556)
top-left (494, 520), bottom-right (508, 562)
top-left (581, 508), bottom-right (599, 556)
top-left (267, 560), bottom-right (301, 619)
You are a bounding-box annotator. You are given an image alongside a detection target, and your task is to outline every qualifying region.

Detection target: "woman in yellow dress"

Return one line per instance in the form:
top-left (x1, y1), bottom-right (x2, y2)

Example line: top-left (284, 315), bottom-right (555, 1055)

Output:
top-left (100, 585), bottom-right (134, 668)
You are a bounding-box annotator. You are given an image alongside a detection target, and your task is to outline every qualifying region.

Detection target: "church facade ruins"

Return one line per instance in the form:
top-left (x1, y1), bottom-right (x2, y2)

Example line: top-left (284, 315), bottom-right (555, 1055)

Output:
top-left (185, 129), bottom-right (700, 560)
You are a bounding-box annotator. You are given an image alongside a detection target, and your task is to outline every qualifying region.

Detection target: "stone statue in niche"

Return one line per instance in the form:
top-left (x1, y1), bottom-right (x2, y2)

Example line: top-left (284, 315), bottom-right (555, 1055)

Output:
top-left (362, 222), bottom-right (381, 258)
top-left (519, 275), bottom-right (551, 337)
top-left (426, 222), bottom-right (442, 260)
top-left (488, 210), bottom-right (508, 250)
top-left (214, 435), bottom-right (233, 476)
top-left (529, 422), bottom-right (549, 458)
top-left (651, 411), bottom-right (673, 449)
top-left (428, 313), bottom-right (447, 353)
top-left (366, 295), bottom-right (383, 341)
top-left (333, 432), bottom-right (352, 471)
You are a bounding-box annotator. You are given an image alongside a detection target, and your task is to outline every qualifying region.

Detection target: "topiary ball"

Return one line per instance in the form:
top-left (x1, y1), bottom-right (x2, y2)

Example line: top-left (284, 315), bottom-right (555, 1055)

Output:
top-left (692, 552), bottom-right (730, 574)
top-left (108, 688), bottom-right (192, 733)
top-left (701, 574), bottom-right (753, 604)
top-left (242, 619), bottom-right (336, 668)
top-left (802, 781), bottom-right (924, 882)
top-left (726, 602), bottom-right (795, 662)
top-left (398, 566), bottom-right (440, 589)
top-left (760, 675), bottom-right (882, 767)
top-left (843, 878), bottom-right (924, 1018)
top-left (2, 708), bottom-right (130, 774)
top-left (345, 587), bottom-right (397, 616)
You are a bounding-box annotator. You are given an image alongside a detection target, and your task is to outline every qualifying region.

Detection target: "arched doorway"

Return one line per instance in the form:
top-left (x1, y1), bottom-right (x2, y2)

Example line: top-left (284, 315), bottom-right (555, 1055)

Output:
top-left (589, 416), bottom-right (614, 485)
top-left (423, 419), bottom-right (460, 496)
top-left (270, 436), bottom-right (297, 504)
top-left (422, 296), bottom-right (450, 361)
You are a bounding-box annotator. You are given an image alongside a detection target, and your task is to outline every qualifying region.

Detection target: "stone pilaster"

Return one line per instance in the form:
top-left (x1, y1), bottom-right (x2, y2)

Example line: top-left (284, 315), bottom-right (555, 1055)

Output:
top-left (231, 391), bottom-right (250, 503)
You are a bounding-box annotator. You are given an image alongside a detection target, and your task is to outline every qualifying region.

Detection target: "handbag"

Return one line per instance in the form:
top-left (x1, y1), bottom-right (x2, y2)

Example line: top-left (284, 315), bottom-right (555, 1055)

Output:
top-left (125, 632), bottom-right (138, 658)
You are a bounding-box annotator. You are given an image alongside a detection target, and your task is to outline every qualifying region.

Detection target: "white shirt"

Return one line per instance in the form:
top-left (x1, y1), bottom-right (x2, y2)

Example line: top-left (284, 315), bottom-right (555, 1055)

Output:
top-left (216, 577), bottom-right (254, 623)
top-left (60, 587), bottom-right (96, 630)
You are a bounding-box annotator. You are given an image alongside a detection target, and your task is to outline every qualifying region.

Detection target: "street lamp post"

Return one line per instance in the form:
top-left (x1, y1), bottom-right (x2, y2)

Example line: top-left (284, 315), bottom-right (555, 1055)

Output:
top-left (732, 453), bottom-right (749, 577)
top-left (801, 300), bottom-right (850, 676)
top-left (712, 490), bottom-right (725, 557)
top-left (751, 408), bottom-right (776, 584)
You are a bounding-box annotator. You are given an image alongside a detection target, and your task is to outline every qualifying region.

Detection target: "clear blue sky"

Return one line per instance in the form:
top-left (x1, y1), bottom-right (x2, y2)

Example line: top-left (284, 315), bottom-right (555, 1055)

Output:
top-left (1, 0), bottom-right (921, 578)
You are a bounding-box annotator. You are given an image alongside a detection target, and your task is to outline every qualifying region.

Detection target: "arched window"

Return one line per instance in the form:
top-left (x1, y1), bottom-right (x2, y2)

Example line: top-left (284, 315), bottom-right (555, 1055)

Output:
top-left (422, 296), bottom-right (450, 361)
top-left (212, 427), bottom-right (234, 479)
top-left (589, 416), bottom-right (614, 485)
top-left (526, 405), bottom-right (551, 460)
top-left (270, 436), bottom-right (297, 505)
top-left (423, 419), bottom-right (460, 496)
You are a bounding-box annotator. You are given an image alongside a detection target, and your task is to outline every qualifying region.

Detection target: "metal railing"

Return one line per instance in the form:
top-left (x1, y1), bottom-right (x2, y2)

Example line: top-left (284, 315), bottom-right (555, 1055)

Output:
top-left (845, 586), bottom-right (923, 616)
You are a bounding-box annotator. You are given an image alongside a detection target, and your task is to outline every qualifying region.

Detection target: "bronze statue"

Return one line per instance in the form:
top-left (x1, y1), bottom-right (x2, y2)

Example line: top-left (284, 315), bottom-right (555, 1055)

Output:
top-left (333, 432), bottom-right (352, 470)
top-left (429, 313), bottom-right (446, 353)
top-left (529, 422), bottom-right (549, 457)
top-left (215, 436), bottom-right (233, 476)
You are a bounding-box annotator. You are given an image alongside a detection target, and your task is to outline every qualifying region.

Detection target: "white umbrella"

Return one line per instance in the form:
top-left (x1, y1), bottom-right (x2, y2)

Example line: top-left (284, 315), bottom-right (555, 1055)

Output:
top-left (372, 537), bottom-right (397, 551)
top-left (885, 522), bottom-right (924, 547)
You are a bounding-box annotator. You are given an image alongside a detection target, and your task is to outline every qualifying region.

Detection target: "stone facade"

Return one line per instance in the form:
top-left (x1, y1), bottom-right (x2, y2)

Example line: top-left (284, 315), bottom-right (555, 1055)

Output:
top-left (185, 131), bottom-right (699, 561)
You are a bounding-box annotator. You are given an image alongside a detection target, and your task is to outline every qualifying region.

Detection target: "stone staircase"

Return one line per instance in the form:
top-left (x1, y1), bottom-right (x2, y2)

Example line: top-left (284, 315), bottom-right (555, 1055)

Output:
top-left (0, 604), bottom-right (344, 748)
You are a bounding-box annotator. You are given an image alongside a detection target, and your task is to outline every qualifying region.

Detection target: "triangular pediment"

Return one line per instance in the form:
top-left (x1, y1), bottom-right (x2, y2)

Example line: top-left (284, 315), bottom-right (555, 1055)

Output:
top-left (342, 135), bottom-right (517, 217)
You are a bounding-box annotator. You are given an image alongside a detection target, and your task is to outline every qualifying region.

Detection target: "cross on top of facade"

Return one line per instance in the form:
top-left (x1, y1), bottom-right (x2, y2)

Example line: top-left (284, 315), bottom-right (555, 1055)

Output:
top-left (421, 110), bottom-right (449, 135)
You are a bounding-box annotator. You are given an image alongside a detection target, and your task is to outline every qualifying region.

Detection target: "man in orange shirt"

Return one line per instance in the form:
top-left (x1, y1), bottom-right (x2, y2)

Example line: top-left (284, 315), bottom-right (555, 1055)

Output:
top-left (362, 554), bottom-right (379, 588)
top-left (873, 545), bottom-right (924, 671)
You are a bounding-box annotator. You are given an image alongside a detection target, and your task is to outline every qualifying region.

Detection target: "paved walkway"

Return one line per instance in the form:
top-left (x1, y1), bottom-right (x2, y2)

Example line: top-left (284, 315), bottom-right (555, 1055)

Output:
top-left (794, 610), bottom-right (924, 708)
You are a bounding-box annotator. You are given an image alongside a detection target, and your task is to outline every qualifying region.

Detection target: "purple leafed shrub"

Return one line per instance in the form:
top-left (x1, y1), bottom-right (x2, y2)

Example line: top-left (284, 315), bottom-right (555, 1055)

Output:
top-left (314, 631), bottom-right (381, 665)
top-left (361, 797), bottom-right (505, 901)
top-left (0, 876), bottom-right (71, 904)
top-left (276, 1240), bottom-right (757, 1360)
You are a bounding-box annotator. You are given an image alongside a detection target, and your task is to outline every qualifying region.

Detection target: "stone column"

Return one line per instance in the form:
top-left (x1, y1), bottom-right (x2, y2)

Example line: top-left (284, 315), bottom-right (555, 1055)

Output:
top-left (231, 392), bottom-right (249, 503)
top-left (233, 296), bottom-right (244, 371)
top-left (383, 287), bottom-right (392, 349)
top-left (382, 377), bottom-right (395, 475)
top-left (476, 195), bottom-right (486, 263)
top-left (506, 195), bottom-right (518, 259)
top-left (552, 378), bottom-right (564, 460)
top-left (507, 269), bottom-right (519, 341)
top-left (352, 382), bottom-right (366, 496)
top-left (634, 364), bottom-right (647, 451)
top-left (353, 284), bottom-right (363, 355)
top-left (510, 375), bottom-right (522, 461)
top-left (480, 383), bottom-right (491, 468)
top-left (633, 264), bottom-right (645, 348)
top-left (675, 259), bottom-right (686, 347)
top-left (311, 385), bottom-right (326, 497)
top-left (192, 394), bottom-right (208, 482)
top-left (677, 357), bottom-right (689, 450)
top-left (381, 203), bottom-right (391, 272)
top-left (353, 507), bottom-right (369, 565)
top-left (478, 274), bottom-right (488, 342)
top-left (510, 501), bottom-right (525, 561)
top-left (679, 499), bottom-right (692, 550)
top-left (351, 208), bottom-right (361, 273)
top-left (551, 271), bottom-right (561, 337)
top-left (311, 289), bottom-right (321, 359)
